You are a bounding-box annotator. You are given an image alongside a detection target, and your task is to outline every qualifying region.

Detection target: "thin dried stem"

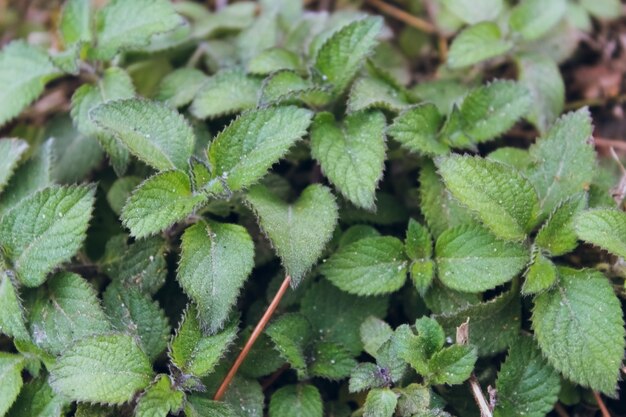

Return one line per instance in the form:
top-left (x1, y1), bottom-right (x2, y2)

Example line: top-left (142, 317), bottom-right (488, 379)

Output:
top-left (553, 403), bottom-right (570, 417)
top-left (593, 391), bottom-right (612, 417)
top-left (595, 137), bottom-right (626, 152)
top-left (214, 275), bottom-right (292, 401)
top-left (364, 0), bottom-right (436, 33)
top-left (469, 375), bottom-right (494, 417)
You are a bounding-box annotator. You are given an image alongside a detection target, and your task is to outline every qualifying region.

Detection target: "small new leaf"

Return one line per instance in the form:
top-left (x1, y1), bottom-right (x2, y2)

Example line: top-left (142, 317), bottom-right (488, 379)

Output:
top-left (535, 193), bottom-right (586, 256)
top-left (135, 375), bottom-right (184, 417)
top-left (428, 345), bottom-right (477, 385)
top-left (363, 388), bottom-right (398, 417)
top-left (387, 104), bottom-right (447, 156)
top-left (0, 138), bottom-right (28, 194)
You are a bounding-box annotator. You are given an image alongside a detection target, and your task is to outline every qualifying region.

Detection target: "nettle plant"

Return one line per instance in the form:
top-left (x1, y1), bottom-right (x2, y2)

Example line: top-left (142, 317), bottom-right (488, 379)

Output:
top-left (0, 0), bottom-right (625, 416)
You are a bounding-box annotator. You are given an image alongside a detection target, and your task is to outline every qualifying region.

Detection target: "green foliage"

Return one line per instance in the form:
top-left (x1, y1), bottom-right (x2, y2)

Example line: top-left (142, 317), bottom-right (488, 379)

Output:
top-left (190, 69), bottom-right (261, 119)
top-left (575, 208), bottom-right (626, 258)
top-left (135, 375), bottom-right (184, 417)
top-left (0, 353), bottom-right (24, 416)
top-left (269, 384), bottom-right (323, 417)
top-left (447, 23), bottom-right (512, 69)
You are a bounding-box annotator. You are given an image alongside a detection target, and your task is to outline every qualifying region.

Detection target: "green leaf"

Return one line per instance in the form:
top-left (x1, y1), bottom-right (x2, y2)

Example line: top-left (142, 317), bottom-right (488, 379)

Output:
top-left (75, 404), bottom-right (114, 417)
top-left (27, 272), bottom-right (110, 355)
top-left (321, 236), bottom-right (408, 296)
top-left (388, 104), bottom-right (447, 156)
top-left (223, 376), bottom-right (264, 417)
top-left (0, 268), bottom-right (29, 340)
top-left (310, 111), bottom-right (386, 210)
top-left (236, 12), bottom-right (279, 63)
top-left (580, 0), bottom-right (621, 18)
top-left (269, 384), bottom-right (323, 417)
top-left (106, 176), bottom-right (141, 215)
top-left (488, 147), bottom-right (531, 169)
top-left (447, 23), bottom-right (512, 69)
top-left (532, 267), bottom-right (625, 395)
top-left (535, 193), bottom-right (586, 256)
top-left (259, 71), bottom-right (332, 108)
top-left (339, 225), bottom-right (381, 247)
top-left (266, 313), bottom-right (312, 377)
top-left (59, 0), bottom-right (92, 46)
top-left (526, 109), bottom-right (595, 219)
top-left (247, 48), bottom-right (301, 75)
top-left (121, 170), bottom-right (206, 238)
top-left (184, 397), bottom-right (240, 417)
top-left (347, 75), bottom-right (411, 113)
top-left (0, 185), bottom-right (95, 287)
top-left (246, 184), bottom-right (338, 286)
top-left (103, 284), bottom-right (170, 361)
top-left (309, 341), bottom-right (357, 380)
top-left (441, 0), bottom-right (503, 24)
top-left (494, 336), bottom-right (560, 417)
top-left (92, 0), bottom-right (184, 60)
top-left (349, 363), bottom-right (390, 392)
top-left (0, 138), bottom-right (28, 194)
top-left (522, 250), bottom-right (558, 294)
top-left (363, 388), bottom-right (398, 417)
top-left (169, 305), bottom-right (237, 378)
top-left (90, 98), bottom-right (194, 172)
top-left (0, 41), bottom-right (61, 127)
top-left (301, 280), bottom-right (388, 355)
top-left (8, 377), bottom-right (65, 417)
top-left (178, 220), bottom-right (254, 333)
top-left (155, 68), bottom-right (208, 108)
top-left (135, 375), bottom-right (184, 417)
top-left (437, 155), bottom-right (540, 240)
top-left (575, 208), bottom-right (626, 259)
top-left (435, 223), bottom-right (529, 292)
top-left (49, 334), bottom-right (153, 404)
top-left (436, 287), bottom-right (521, 356)
top-left (406, 219), bottom-right (433, 261)
top-left (189, 69), bottom-right (261, 119)
top-left (0, 353), bottom-right (24, 416)
top-left (396, 384), bottom-right (431, 416)
top-left (510, 0), bottom-right (566, 40)
top-left (428, 345), bottom-right (477, 385)
top-left (314, 17), bottom-right (383, 94)
top-left (208, 106), bottom-right (312, 191)
top-left (360, 316), bottom-right (394, 357)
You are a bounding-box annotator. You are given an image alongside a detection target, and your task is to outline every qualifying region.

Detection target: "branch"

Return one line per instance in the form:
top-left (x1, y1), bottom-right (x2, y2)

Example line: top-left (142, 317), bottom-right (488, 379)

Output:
top-left (364, 0), bottom-right (436, 33)
top-left (457, 320), bottom-right (493, 417)
top-left (213, 275), bottom-right (292, 401)
top-left (593, 391), bottom-right (611, 417)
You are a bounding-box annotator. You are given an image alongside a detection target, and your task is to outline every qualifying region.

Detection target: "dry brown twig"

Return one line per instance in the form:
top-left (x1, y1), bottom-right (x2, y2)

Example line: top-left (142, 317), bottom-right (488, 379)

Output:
top-left (364, 0), bottom-right (436, 34)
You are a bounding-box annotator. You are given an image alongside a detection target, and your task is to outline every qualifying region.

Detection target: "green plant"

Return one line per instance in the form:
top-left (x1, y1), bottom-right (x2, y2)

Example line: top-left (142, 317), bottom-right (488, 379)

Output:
top-left (0, 0), bottom-right (625, 416)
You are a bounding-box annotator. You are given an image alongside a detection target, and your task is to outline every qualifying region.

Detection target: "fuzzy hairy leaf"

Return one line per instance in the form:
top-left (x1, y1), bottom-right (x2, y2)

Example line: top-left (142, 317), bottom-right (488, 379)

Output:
top-left (311, 111), bottom-right (386, 210)
top-left (222, 376), bottom-right (264, 417)
top-left (247, 48), bottom-right (302, 75)
top-left (90, 98), bottom-right (194, 171)
top-left (447, 23), bottom-right (512, 69)
top-left (321, 236), bottom-right (408, 296)
top-left (442, 0), bottom-right (503, 24)
top-left (266, 313), bottom-right (312, 376)
top-left (184, 397), bottom-right (240, 417)
top-left (208, 106), bottom-right (312, 191)
top-left (178, 220), bottom-right (254, 333)
top-left (49, 334), bottom-right (153, 404)
top-left (135, 375), bottom-right (184, 417)
top-left (8, 376), bottom-right (65, 417)
top-left (0, 268), bottom-right (29, 340)
top-left (0, 185), bottom-right (95, 287)
top-left (106, 177), bottom-right (141, 215)
top-left (309, 341), bottom-right (357, 380)
top-left (169, 305), bottom-right (237, 378)
top-left (0, 41), bottom-right (61, 127)
top-left (575, 208), bottom-right (626, 259)
top-left (509, 0), bottom-right (566, 40)
top-left (437, 155), bottom-right (540, 241)
top-left (103, 284), bottom-right (170, 361)
top-left (0, 138), bottom-right (28, 194)
top-left (92, 0), bottom-right (184, 60)
top-left (387, 104), bottom-right (447, 156)
top-left (246, 184), bottom-right (338, 286)
top-left (428, 345), bottom-right (477, 385)
top-left (522, 251), bottom-right (558, 295)
top-left (0, 353), bottom-right (24, 416)
top-left (363, 388), bottom-right (398, 417)
top-left (260, 71), bottom-right (332, 108)
top-left (494, 336), bottom-right (560, 417)
top-left (349, 363), bottom-right (390, 392)
top-left (535, 193), bottom-right (586, 256)
top-left (314, 17), bottom-right (382, 94)
top-left (27, 272), bottom-right (110, 355)
top-left (532, 267), bottom-right (625, 395)
top-left (121, 170), bottom-right (206, 238)
top-left (59, 0), bottom-right (92, 45)
top-left (269, 384), bottom-right (323, 417)
top-left (435, 224), bottom-right (529, 292)
top-left (155, 68), bottom-right (208, 108)
top-left (361, 316), bottom-right (394, 358)
top-left (190, 69), bottom-right (261, 119)
top-left (526, 109), bottom-right (595, 219)
top-left (347, 75), bottom-right (410, 113)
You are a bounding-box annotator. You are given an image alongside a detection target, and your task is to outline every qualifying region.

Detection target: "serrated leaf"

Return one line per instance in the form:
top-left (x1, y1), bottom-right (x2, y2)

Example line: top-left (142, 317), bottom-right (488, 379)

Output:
top-left (575, 208), bottom-right (626, 259)
top-left (347, 76), bottom-right (411, 113)
top-left (106, 177), bottom-right (141, 215)
top-left (247, 48), bottom-right (301, 75)
top-left (309, 341), bottom-right (357, 380)
top-left (415, 317), bottom-right (446, 359)
top-left (103, 284), bottom-right (170, 361)
top-left (92, 0), bottom-right (184, 60)
top-left (388, 104), bottom-right (447, 156)
top-left (314, 17), bottom-right (383, 94)
top-left (26, 272), bottom-right (110, 355)
top-left (310, 111), bottom-right (386, 210)
top-left (259, 71), bottom-right (332, 107)
top-left (363, 388), bottom-right (398, 417)
top-left (49, 334), bottom-right (153, 404)
top-left (301, 280), bottom-right (388, 355)
top-left (424, 280), bottom-right (481, 315)
top-left (349, 363), bottom-right (390, 392)
top-left (0, 41), bottom-right (61, 127)
top-left (441, 0), bottom-right (503, 24)
top-left (246, 184), bottom-right (338, 286)
top-left (189, 69), bottom-right (261, 119)
top-left (340, 225), bottom-right (381, 247)
top-left (237, 12), bottom-right (279, 63)
top-left (0, 353), bottom-right (24, 416)
top-left (436, 286), bottom-right (521, 356)
top-left (208, 106), bottom-right (312, 191)
top-left (321, 236), bottom-right (408, 296)
top-left (522, 250), bottom-right (558, 295)
top-left (0, 268), bottom-right (29, 340)
top-left (135, 375), bottom-right (184, 417)
top-left (58, 0), bottom-right (92, 46)
top-left (447, 23), bottom-right (512, 69)
top-left (8, 376), bottom-right (65, 417)
top-left (437, 155), bottom-right (540, 240)
top-left (526, 109), bottom-right (595, 219)
top-left (494, 336), bottom-right (560, 417)
top-left (269, 384), bottom-right (323, 417)
top-left (428, 345), bottom-right (477, 385)
top-left (155, 68), bottom-right (208, 108)
top-left (178, 220), bottom-right (254, 333)
top-left (223, 376), bottom-right (264, 417)
top-left (184, 397), bottom-right (240, 417)
top-left (435, 223), bottom-right (529, 292)
top-left (510, 0), bottom-right (566, 40)
top-left (360, 316), bottom-right (393, 357)
top-left (266, 313), bottom-right (312, 377)
top-left (169, 305), bottom-right (237, 377)
top-left (406, 219), bottom-right (433, 261)
top-left (239, 331), bottom-right (286, 379)
top-left (0, 185), bottom-right (95, 287)
top-left (488, 147), bottom-right (531, 169)
top-left (536, 193), bottom-right (586, 256)
top-left (396, 384), bottom-right (431, 416)
top-left (121, 170), bottom-right (206, 238)
top-left (0, 138), bottom-right (28, 194)
top-left (90, 98), bottom-right (194, 171)
top-left (532, 267), bottom-right (625, 395)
